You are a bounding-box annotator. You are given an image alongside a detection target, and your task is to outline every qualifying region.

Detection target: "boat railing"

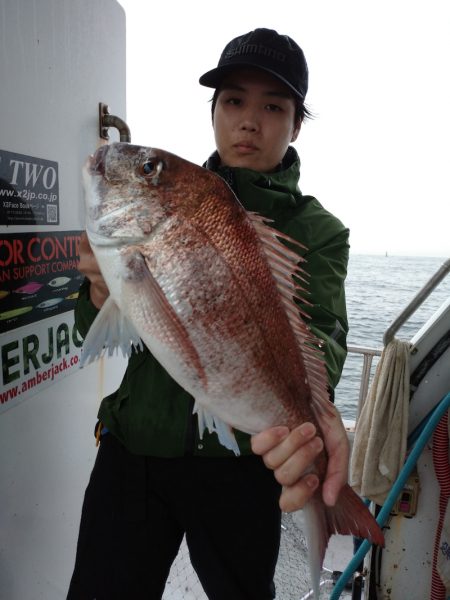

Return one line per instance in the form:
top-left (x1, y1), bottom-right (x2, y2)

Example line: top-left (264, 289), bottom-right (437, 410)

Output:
top-left (383, 258), bottom-right (450, 346)
top-left (346, 345), bottom-right (382, 418)
top-left (347, 258), bottom-right (450, 420)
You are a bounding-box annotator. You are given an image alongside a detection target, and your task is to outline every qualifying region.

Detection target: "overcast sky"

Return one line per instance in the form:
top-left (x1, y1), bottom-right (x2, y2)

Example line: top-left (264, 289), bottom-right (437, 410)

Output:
top-left (117, 0), bottom-right (449, 258)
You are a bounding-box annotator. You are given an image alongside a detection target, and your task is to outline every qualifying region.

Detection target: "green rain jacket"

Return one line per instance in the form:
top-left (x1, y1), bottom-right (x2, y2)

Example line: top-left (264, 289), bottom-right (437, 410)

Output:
top-left (75, 147), bottom-right (350, 457)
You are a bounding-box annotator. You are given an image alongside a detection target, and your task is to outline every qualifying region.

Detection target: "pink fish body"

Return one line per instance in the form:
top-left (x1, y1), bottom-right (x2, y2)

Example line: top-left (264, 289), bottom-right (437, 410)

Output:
top-left (82, 143), bottom-right (383, 595)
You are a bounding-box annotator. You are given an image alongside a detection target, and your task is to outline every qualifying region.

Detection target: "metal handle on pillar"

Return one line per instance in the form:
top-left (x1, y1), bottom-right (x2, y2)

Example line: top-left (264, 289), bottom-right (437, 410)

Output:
top-left (99, 102), bottom-right (131, 142)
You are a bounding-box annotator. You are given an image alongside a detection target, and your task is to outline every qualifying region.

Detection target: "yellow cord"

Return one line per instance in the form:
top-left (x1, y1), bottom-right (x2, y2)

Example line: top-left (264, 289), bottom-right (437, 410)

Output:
top-left (95, 421), bottom-right (103, 447)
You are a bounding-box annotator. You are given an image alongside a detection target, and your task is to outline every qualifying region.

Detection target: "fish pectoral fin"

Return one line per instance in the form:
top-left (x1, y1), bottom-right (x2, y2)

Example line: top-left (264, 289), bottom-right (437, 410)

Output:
top-left (122, 253), bottom-right (207, 388)
top-left (80, 295), bottom-right (143, 367)
top-left (194, 403), bottom-right (240, 456)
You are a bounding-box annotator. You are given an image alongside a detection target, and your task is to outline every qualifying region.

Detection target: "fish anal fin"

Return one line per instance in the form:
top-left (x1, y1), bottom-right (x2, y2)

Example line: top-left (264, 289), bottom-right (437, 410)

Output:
top-left (194, 402), bottom-right (240, 456)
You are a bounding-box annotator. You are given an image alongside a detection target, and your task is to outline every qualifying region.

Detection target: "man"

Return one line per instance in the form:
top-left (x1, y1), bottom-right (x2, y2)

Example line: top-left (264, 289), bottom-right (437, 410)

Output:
top-left (68, 28), bottom-right (350, 600)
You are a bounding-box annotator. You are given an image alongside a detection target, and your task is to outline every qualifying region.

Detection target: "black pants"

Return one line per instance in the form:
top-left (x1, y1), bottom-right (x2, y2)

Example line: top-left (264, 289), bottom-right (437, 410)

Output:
top-left (67, 433), bottom-right (282, 599)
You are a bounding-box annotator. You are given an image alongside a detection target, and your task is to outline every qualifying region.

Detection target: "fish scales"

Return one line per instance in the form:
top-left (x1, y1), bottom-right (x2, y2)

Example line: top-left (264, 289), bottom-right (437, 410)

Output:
top-left (81, 142), bottom-right (384, 598)
top-left (200, 187), bottom-right (313, 396)
top-left (139, 202), bottom-right (309, 435)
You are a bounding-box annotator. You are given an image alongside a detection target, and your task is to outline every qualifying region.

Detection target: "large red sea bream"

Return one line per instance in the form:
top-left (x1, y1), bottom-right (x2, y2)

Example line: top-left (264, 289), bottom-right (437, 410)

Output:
top-left (81, 142), bottom-right (383, 596)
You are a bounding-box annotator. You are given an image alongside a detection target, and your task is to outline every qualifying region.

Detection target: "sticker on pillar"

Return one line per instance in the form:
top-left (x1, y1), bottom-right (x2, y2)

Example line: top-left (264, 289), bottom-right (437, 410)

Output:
top-left (0, 311), bottom-right (84, 412)
top-left (0, 230), bottom-right (83, 333)
top-left (0, 149), bottom-right (59, 226)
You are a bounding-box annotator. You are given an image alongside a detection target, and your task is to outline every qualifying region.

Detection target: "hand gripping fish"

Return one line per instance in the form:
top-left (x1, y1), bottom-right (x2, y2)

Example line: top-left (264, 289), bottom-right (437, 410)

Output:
top-left (81, 142), bottom-right (384, 596)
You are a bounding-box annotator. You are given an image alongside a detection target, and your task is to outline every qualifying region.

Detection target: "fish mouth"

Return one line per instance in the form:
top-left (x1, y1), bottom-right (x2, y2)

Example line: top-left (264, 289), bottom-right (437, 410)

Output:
top-left (87, 145), bottom-right (109, 176)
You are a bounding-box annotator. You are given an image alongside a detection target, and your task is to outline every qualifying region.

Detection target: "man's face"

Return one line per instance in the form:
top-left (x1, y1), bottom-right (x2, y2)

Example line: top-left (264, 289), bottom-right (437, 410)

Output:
top-left (213, 68), bottom-right (301, 173)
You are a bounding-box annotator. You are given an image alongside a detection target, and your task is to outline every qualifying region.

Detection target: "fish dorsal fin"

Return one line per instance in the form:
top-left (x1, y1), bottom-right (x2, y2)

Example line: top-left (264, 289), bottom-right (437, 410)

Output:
top-left (248, 212), bottom-right (333, 417)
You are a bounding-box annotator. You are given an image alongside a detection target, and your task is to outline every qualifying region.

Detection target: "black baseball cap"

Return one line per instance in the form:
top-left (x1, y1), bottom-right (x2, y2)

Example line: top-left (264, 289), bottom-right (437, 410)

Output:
top-left (199, 28), bottom-right (308, 100)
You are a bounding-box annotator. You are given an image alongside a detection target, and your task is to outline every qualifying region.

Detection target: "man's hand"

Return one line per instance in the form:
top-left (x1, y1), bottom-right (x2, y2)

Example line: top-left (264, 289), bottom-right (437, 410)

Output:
top-left (251, 406), bottom-right (349, 512)
top-left (77, 232), bottom-right (109, 309)
top-left (315, 402), bottom-right (350, 507)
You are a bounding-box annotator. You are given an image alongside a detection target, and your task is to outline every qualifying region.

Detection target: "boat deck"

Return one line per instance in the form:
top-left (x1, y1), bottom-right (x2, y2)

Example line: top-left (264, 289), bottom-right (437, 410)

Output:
top-left (162, 511), bottom-right (355, 599)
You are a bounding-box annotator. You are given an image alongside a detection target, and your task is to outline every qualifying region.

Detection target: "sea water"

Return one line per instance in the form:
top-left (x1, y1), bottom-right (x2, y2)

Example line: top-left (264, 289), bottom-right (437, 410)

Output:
top-left (335, 254), bottom-right (450, 419)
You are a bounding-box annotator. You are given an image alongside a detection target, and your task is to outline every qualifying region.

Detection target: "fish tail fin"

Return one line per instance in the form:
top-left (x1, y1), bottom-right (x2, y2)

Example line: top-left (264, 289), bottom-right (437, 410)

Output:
top-left (303, 483), bottom-right (384, 597)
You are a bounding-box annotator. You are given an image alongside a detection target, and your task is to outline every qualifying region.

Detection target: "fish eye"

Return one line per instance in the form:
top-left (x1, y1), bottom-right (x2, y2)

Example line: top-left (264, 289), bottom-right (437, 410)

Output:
top-left (141, 160), bottom-right (164, 181)
top-left (142, 161), bottom-right (156, 175)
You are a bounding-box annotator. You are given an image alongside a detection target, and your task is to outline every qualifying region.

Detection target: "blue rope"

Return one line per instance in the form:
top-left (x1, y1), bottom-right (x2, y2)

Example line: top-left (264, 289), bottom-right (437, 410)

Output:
top-left (330, 391), bottom-right (450, 600)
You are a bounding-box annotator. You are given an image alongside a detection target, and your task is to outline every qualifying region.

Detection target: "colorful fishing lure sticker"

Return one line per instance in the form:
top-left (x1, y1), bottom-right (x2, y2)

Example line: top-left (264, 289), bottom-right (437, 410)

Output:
top-left (36, 298), bottom-right (64, 309)
top-left (0, 306), bottom-right (33, 320)
top-left (48, 276), bottom-right (71, 287)
top-left (14, 282), bottom-right (44, 294)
